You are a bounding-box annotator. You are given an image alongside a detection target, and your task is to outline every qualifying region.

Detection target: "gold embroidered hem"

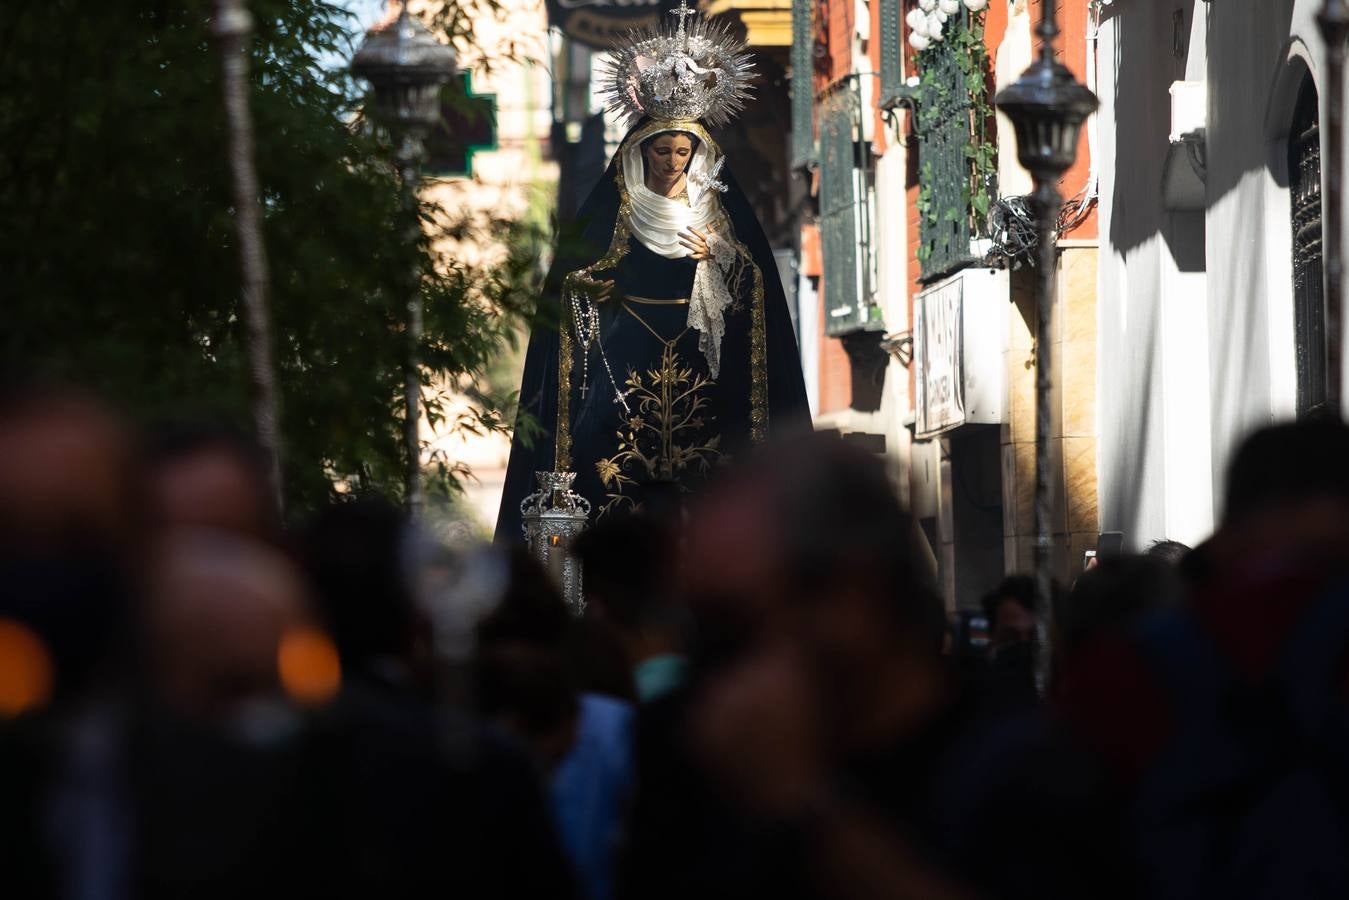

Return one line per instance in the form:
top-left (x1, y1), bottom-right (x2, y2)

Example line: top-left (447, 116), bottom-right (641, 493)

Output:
top-left (744, 239), bottom-right (768, 444)
top-left (555, 322), bottom-right (574, 471)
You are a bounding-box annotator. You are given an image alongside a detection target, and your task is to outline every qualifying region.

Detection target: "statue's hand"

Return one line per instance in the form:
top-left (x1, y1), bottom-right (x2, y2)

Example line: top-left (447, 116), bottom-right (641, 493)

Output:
top-left (590, 278), bottom-right (616, 302)
top-left (567, 270), bottom-right (616, 303)
top-left (680, 226), bottom-right (712, 261)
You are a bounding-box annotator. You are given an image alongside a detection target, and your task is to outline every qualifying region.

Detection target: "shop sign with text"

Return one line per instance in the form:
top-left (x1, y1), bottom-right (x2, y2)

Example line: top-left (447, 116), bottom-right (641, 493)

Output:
top-left (915, 277), bottom-right (965, 436)
top-left (546, 0), bottom-right (672, 49)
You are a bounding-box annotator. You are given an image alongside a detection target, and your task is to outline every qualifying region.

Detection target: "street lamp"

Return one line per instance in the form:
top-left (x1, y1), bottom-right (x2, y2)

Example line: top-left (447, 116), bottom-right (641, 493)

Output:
top-left (1320, 0), bottom-right (1348, 417)
top-left (352, 5), bottom-right (458, 516)
top-left (994, 4), bottom-right (1097, 697)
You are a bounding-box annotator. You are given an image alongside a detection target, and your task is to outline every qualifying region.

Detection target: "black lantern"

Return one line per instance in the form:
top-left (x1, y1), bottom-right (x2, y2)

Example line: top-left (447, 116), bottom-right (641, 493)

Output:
top-left (352, 6), bottom-right (458, 157)
top-left (994, 24), bottom-right (1098, 182)
top-left (993, 6), bottom-right (1098, 698)
top-left (351, 5), bottom-right (457, 516)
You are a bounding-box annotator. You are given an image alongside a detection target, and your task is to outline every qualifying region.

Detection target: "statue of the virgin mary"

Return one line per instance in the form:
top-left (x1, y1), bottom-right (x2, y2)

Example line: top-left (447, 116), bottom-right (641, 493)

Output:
top-left (495, 3), bottom-right (810, 541)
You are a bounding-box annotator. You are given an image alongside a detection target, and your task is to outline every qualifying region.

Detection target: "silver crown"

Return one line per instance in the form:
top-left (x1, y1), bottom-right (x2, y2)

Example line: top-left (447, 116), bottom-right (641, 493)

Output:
top-left (599, 0), bottom-right (755, 129)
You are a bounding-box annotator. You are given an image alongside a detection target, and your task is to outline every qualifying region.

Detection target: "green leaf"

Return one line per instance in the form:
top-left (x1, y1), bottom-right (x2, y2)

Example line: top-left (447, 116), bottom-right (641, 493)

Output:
top-left (0, 0), bottom-right (542, 517)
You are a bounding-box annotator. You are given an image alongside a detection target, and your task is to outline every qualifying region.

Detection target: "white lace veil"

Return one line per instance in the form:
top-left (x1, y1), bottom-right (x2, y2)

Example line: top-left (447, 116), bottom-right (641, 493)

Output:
top-left (618, 125), bottom-right (737, 377)
top-left (620, 128), bottom-right (724, 259)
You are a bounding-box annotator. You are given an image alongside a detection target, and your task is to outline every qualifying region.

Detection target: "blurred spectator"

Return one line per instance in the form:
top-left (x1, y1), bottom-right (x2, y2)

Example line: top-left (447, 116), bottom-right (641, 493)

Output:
top-left (1059, 420), bottom-right (1349, 899)
top-left (977, 575), bottom-right (1039, 710)
top-left (1055, 555), bottom-right (1184, 667)
top-left (0, 390), bottom-right (144, 715)
top-left (142, 423), bottom-right (279, 544)
top-left (298, 511), bottom-right (577, 900)
top-left (130, 532), bottom-right (328, 900)
top-left (0, 389), bottom-right (140, 557)
top-left (624, 434), bottom-right (1122, 900)
top-left (301, 497), bottom-right (430, 699)
top-left (477, 548), bottom-right (632, 900)
top-left (576, 514), bottom-right (686, 703)
top-left (981, 575), bottom-right (1036, 651)
top-left (25, 373), bottom-right (1349, 900)
top-left (143, 531), bottom-right (321, 723)
top-left (1143, 539), bottom-right (1190, 566)
top-left (565, 617), bottom-right (638, 703)
top-left (0, 390), bottom-right (143, 898)
top-left (1221, 417), bottom-right (1349, 525)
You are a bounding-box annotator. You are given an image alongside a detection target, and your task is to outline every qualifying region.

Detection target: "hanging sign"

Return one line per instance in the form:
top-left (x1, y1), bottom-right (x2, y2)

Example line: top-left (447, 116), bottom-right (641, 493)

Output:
top-left (915, 276), bottom-right (965, 437)
top-left (913, 268), bottom-right (1010, 438)
top-left (546, 0), bottom-right (674, 49)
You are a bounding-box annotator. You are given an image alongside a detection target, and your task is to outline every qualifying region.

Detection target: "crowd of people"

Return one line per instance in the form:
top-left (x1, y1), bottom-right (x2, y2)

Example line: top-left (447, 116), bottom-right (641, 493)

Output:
top-left (2, 386), bottom-right (1349, 899)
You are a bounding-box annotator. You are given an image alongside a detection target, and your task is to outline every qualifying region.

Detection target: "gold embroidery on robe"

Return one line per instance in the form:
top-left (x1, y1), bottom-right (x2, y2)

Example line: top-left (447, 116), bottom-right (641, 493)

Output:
top-left (594, 338), bottom-right (722, 516)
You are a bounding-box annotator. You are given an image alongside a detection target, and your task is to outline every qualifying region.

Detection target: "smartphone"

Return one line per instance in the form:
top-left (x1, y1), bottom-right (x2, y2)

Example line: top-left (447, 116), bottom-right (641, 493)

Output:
top-left (1097, 531), bottom-right (1125, 560)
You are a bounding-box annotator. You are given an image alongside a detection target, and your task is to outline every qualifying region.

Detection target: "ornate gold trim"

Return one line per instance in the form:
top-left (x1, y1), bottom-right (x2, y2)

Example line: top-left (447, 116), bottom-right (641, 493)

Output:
top-left (625, 295), bottom-right (690, 305)
top-left (555, 166), bottom-right (637, 471)
top-left (622, 120), bottom-right (723, 157)
top-left (746, 247), bottom-right (768, 444)
top-left (718, 232), bottom-right (768, 446)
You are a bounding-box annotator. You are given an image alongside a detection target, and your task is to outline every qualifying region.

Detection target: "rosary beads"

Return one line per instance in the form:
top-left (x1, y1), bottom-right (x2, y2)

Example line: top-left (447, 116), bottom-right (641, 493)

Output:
top-left (568, 281), bottom-right (632, 415)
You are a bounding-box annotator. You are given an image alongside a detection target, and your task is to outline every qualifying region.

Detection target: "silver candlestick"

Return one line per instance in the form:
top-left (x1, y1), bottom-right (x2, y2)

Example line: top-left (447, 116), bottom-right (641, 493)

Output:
top-left (520, 470), bottom-right (590, 613)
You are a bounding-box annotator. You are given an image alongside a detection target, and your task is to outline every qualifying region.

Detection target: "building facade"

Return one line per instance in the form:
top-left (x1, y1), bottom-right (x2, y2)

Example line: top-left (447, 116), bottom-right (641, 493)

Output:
top-left (794, 0), bottom-right (1102, 609)
top-left (792, 0), bottom-right (1349, 609)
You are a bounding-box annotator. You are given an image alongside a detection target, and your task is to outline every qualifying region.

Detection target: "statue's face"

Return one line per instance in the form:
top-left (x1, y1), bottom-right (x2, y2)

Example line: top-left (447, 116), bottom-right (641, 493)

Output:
top-left (644, 132), bottom-right (696, 189)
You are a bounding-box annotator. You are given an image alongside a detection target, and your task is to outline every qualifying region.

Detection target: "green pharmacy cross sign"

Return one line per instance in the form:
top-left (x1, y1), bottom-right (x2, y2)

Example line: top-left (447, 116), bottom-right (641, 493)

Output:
top-left (425, 73), bottom-right (497, 178)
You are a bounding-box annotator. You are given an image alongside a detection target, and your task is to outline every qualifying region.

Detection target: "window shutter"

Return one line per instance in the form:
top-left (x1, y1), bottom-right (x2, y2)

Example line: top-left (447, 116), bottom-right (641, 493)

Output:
top-left (879, 0), bottom-right (904, 103)
top-left (820, 88), bottom-right (863, 336)
top-left (791, 0), bottom-right (816, 168)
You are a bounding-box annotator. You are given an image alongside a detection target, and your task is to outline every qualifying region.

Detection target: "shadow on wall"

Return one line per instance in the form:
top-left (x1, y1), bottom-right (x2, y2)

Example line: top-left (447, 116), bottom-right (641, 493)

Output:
top-left (1098, 0), bottom-right (1203, 543)
top-left (1105, 0), bottom-right (1301, 256)
top-left (1204, 0), bottom-right (1297, 205)
top-left (1105, 0), bottom-right (1202, 262)
top-left (1203, 0), bottom-right (1303, 506)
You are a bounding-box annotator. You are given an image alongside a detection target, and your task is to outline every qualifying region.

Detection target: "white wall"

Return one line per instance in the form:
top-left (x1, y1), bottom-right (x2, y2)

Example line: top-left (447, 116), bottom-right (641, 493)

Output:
top-left (1096, 0), bottom-right (1349, 546)
top-left (876, 144), bottom-right (913, 499)
top-left (1203, 0), bottom-right (1342, 513)
top-left (1096, 0), bottom-right (1214, 549)
top-left (798, 271), bottom-right (821, 417)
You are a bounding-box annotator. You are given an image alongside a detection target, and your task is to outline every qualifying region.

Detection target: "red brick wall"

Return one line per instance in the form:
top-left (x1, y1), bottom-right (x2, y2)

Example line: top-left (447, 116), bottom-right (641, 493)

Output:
top-left (818, 296), bottom-right (853, 413)
top-left (827, 0), bottom-right (852, 80)
top-left (813, 0), bottom-right (857, 416)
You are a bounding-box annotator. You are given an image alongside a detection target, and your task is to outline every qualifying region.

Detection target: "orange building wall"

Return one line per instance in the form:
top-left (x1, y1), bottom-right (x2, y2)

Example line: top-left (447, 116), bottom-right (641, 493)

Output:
top-left (827, 0), bottom-right (853, 81)
top-left (818, 296), bottom-right (854, 412)
top-left (871, 0), bottom-right (888, 155)
top-left (1027, 0), bottom-right (1096, 239)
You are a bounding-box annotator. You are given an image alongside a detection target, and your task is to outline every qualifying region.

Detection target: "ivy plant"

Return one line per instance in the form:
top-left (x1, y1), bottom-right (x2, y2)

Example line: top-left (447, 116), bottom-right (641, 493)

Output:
top-left (912, 9), bottom-right (996, 260)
